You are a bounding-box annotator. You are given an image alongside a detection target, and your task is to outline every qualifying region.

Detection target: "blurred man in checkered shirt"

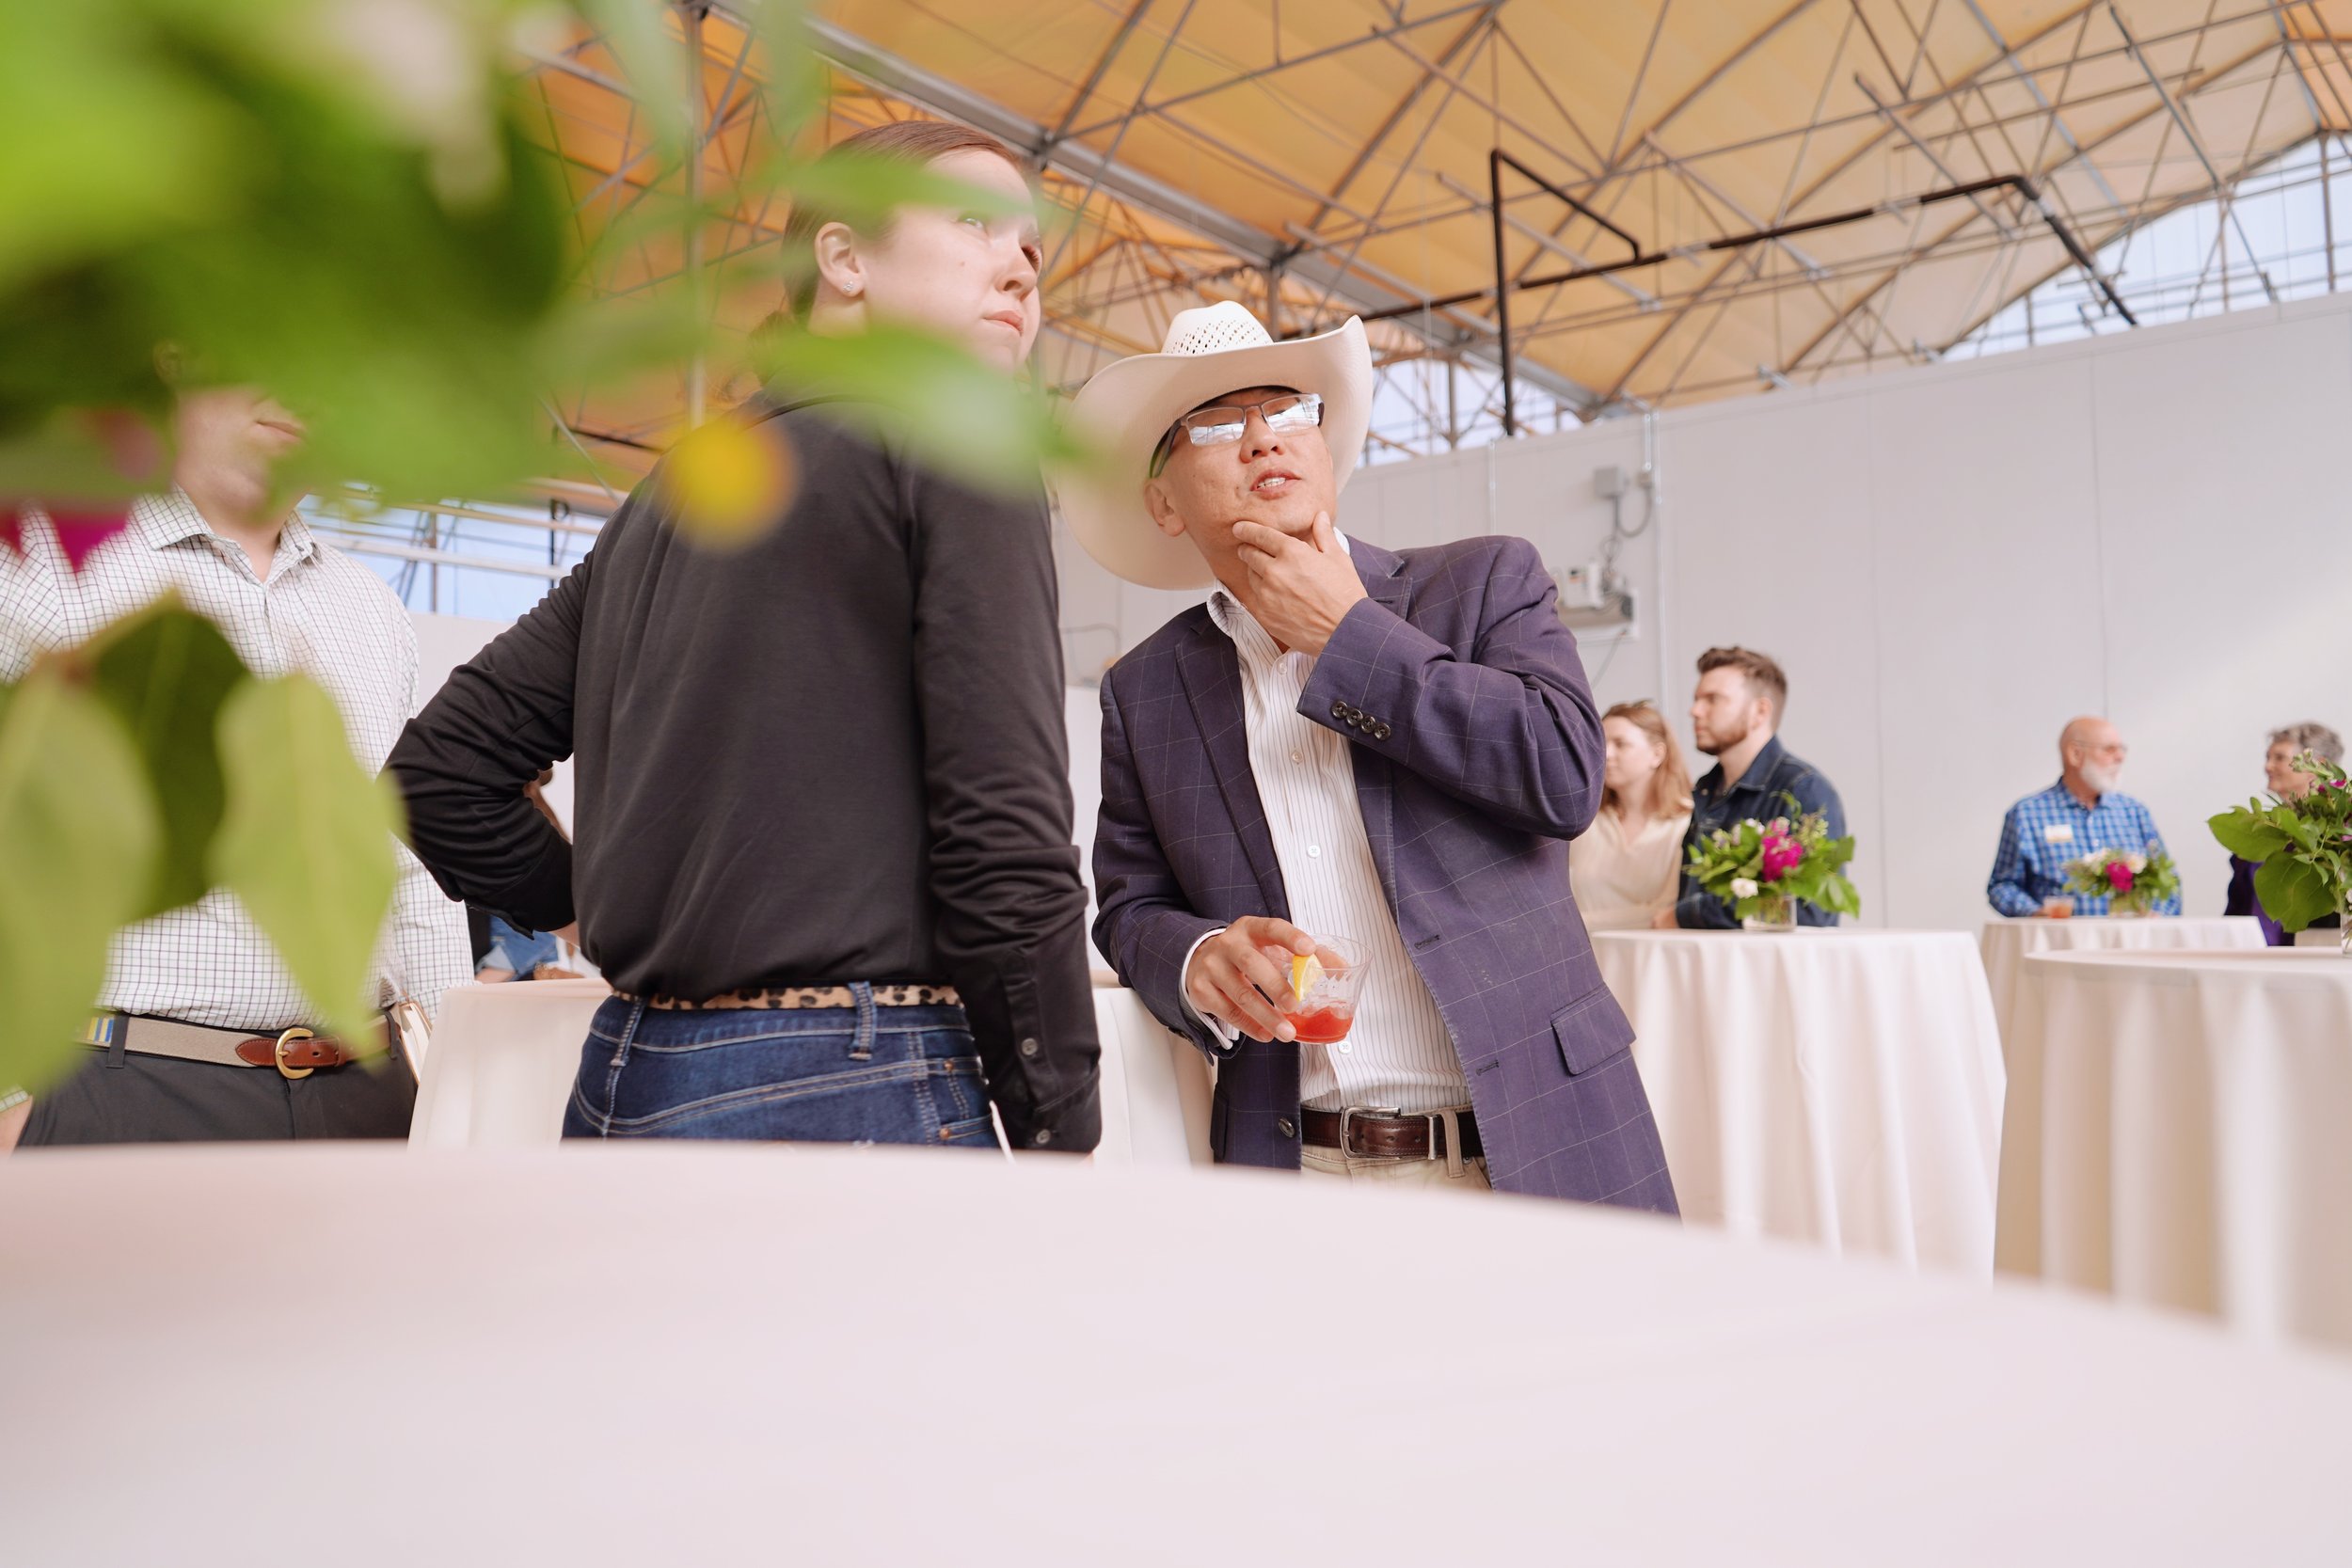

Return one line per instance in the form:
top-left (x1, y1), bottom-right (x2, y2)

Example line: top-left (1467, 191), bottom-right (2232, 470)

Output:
top-left (1987, 716), bottom-right (2179, 918)
top-left (0, 382), bottom-right (471, 1150)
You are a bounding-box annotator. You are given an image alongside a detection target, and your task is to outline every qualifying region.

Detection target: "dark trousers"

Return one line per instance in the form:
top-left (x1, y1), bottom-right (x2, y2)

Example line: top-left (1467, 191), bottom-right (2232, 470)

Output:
top-left (20, 1037), bottom-right (417, 1147)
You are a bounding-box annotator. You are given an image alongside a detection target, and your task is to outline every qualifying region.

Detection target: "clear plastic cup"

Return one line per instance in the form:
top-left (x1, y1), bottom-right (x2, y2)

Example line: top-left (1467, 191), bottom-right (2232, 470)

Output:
top-left (1263, 934), bottom-right (1367, 1048)
top-left (2041, 895), bottom-right (2074, 920)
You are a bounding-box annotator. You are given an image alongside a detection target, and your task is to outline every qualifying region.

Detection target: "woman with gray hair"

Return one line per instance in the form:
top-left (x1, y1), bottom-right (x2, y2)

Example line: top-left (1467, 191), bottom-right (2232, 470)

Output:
top-left (2224, 721), bottom-right (2345, 943)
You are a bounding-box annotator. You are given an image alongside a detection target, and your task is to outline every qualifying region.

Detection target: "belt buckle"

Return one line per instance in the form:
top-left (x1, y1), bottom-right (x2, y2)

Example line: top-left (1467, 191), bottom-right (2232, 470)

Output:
top-left (273, 1027), bottom-right (316, 1081)
top-left (1416, 1110), bottom-right (1446, 1162)
top-left (1338, 1105), bottom-right (1404, 1159)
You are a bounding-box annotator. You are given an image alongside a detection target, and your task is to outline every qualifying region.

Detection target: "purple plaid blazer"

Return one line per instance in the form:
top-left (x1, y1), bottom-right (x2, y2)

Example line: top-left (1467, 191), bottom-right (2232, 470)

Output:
top-left (1092, 534), bottom-right (1677, 1212)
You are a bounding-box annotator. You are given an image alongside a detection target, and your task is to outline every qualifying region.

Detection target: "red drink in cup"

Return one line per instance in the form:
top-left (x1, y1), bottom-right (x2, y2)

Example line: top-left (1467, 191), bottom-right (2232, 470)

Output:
top-left (1265, 935), bottom-right (1366, 1046)
top-left (1289, 1006), bottom-right (1355, 1044)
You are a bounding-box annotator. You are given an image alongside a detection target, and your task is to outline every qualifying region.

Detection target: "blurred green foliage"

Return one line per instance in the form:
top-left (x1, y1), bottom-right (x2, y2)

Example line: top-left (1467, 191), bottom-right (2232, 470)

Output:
top-left (0, 0), bottom-right (1093, 1095)
top-left (2210, 754), bottom-right (2352, 934)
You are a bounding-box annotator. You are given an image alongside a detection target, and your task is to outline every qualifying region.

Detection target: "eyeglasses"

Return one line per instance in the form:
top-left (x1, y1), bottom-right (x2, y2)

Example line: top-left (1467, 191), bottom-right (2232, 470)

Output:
top-left (1149, 392), bottom-right (1323, 477)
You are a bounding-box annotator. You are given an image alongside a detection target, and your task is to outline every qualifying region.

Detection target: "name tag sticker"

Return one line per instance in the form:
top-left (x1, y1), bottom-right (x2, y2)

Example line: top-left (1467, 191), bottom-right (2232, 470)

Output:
top-left (2042, 824), bottom-right (2074, 846)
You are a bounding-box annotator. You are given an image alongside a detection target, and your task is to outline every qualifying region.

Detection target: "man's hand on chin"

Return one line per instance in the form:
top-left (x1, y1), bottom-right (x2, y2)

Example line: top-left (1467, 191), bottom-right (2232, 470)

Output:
top-left (1230, 512), bottom-right (1366, 656)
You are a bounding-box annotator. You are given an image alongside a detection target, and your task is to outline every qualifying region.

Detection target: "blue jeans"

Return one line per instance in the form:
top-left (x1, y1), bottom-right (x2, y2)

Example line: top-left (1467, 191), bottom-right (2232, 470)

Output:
top-left (562, 986), bottom-right (997, 1147)
top-left (481, 916), bottom-right (563, 978)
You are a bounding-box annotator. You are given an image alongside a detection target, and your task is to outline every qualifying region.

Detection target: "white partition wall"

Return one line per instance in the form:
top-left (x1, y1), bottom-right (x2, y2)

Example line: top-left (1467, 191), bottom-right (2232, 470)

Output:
top-left (1664, 388), bottom-right (1890, 920)
top-left (1053, 290), bottom-right (2352, 931)
top-left (1858, 356), bottom-right (2107, 931)
top-left (410, 610), bottom-right (577, 834)
top-left (2089, 315), bottom-right (2352, 928)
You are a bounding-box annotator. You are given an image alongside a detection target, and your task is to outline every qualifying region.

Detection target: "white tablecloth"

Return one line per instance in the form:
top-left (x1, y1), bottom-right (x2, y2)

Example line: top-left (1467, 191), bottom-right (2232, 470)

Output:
top-left (1979, 917), bottom-right (2265, 1053)
top-left (4, 1146), bottom-right (2347, 1565)
top-left (407, 980), bottom-right (612, 1148)
top-left (1995, 948), bottom-right (2352, 1350)
top-left (1593, 929), bottom-right (2007, 1273)
top-left (1089, 987), bottom-right (1214, 1166)
top-left (411, 980), bottom-right (1210, 1167)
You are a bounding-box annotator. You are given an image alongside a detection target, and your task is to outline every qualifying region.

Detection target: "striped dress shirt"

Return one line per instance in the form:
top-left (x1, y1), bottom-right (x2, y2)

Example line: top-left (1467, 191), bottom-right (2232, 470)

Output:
top-left (1189, 562), bottom-right (1467, 1115)
top-left (0, 494), bottom-right (472, 1030)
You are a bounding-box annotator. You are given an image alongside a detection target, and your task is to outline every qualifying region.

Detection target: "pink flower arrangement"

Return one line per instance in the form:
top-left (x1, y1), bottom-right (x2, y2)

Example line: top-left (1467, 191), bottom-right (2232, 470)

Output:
top-left (0, 408), bottom-right (160, 572)
top-left (2062, 846), bottom-right (2173, 912)
top-left (4, 503), bottom-right (138, 574)
top-left (1759, 827), bottom-right (1807, 882)
top-left (1689, 802), bottom-right (1861, 923)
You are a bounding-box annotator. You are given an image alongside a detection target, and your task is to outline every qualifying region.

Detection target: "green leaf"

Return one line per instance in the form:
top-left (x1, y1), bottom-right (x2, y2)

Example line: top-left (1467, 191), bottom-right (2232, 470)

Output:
top-left (85, 597), bottom-right (248, 917)
top-left (750, 0), bottom-right (825, 139)
top-left (0, 4), bottom-right (251, 293)
top-left (1820, 873), bottom-right (1864, 917)
top-left (575, 0), bottom-right (694, 153)
top-left (2253, 854), bottom-right (2336, 935)
top-left (755, 322), bottom-right (1099, 492)
top-left (768, 150), bottom-right (1034, 229)
top-left (2268, 806), bottom-right (2323, 853)
top-left (0, 2), bottom-right (1097, 552)
top-left (2209, 806), bottom-right (2289, 863)
top-left (0, 409), bottom-right (167, 503)
top-left (0, 668), bottom-right (162, 1092)
top-left (209, 674), bottom-right (401, 1043)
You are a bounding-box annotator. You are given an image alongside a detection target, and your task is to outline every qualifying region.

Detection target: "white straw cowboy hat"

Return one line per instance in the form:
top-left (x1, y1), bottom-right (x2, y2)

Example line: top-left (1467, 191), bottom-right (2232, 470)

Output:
top-left (1057, 302), bottom-right (1372, 591)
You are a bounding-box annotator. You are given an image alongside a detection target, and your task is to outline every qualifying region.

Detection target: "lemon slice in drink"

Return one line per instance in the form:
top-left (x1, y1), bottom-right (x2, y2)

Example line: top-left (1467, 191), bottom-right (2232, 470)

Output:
top-left (1290, 953), bottom-right (1326, 1003)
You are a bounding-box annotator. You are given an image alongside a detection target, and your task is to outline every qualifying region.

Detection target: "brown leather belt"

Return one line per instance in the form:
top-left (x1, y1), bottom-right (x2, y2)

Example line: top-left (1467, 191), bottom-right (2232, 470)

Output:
top-left (79, 1013), bottom-right (379, 1079)
top-left (1301, 1105), bottom-right (1483, 1162)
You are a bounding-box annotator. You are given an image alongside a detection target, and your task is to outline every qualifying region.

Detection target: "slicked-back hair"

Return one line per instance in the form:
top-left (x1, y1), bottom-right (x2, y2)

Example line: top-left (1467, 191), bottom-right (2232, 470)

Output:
top-left (1696, 645), bottom-right (1788, 721)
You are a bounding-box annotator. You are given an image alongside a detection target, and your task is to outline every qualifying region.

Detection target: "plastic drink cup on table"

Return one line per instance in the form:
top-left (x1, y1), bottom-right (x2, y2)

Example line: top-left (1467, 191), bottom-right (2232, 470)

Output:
top-left (2041, 896), bottom-right (2074, 919)
top-left (1263, 935), bottom-right (1367, 1049)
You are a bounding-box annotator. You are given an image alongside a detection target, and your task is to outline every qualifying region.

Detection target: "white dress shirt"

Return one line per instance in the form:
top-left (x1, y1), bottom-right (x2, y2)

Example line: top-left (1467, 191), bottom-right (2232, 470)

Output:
top-left (0, 494), bottom-right (472, 1029)
top-left (1185, 560), bottom-right (1467, 1114)
top-left (1568, 806), bottom-right (1692, 930)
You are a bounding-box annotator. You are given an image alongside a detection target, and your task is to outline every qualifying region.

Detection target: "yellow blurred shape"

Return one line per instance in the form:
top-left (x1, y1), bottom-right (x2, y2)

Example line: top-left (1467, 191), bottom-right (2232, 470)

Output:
top-left (666, 420), bottom-right (796, 546)
top-left (1290, 953), bottom-right (1324, 1002)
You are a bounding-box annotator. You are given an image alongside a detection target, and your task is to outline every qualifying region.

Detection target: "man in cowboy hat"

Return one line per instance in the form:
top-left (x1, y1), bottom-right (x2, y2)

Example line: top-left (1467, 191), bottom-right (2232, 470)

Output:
top-left (1071, 302), bottom-right (1676, 1210)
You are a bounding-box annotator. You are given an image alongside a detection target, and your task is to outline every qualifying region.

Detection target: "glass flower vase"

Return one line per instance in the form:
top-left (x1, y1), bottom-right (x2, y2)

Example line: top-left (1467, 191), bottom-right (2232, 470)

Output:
top-left (1740, 892), bottom-right (1797, 932)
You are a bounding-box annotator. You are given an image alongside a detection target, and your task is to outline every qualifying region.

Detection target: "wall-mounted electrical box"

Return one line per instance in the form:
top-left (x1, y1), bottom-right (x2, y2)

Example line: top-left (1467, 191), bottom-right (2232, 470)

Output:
top-left (1556, 560), bottom-right (1609, 610)
top-left (1552, 562), bottom-right (1638, 641)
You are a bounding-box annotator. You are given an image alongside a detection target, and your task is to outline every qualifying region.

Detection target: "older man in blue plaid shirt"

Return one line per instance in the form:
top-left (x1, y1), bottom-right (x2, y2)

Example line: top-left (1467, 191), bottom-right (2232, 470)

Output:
top-left (1988, 716), bottom-right (2179, 916)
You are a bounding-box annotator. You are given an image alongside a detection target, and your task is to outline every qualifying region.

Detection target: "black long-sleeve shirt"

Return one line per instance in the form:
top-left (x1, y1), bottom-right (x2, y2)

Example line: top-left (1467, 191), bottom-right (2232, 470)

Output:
top-left (387, 393), bottom-right (1100, 1149)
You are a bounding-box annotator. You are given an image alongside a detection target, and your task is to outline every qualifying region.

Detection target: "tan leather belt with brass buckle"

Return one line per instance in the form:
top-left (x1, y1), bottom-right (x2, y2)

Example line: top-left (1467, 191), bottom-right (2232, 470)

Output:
top-left (79, 1014), bottom-right (382, 1079)
top-left (1301, 1105), bottom-right (1484, 1162)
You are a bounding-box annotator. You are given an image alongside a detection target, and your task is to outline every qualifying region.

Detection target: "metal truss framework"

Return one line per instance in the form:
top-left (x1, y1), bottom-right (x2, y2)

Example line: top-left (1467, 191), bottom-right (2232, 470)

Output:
top-left (515, 1), bottom-right (2352, 463)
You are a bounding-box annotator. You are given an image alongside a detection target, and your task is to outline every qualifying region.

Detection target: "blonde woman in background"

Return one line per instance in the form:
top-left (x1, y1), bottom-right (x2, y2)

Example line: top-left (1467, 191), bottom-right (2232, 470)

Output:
top-left (1570, 701), bottom-right (1694, 929)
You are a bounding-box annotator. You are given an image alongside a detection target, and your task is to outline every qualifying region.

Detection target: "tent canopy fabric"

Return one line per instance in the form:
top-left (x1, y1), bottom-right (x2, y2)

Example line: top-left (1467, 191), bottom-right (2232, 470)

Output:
top-left (523, 1), bottom-right (2352, 456)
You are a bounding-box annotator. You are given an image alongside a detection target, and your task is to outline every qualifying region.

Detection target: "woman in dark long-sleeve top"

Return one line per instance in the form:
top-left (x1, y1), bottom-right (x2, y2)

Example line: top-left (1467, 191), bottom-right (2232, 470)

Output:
top-left (389, 122), bottom-right (1099, 1154)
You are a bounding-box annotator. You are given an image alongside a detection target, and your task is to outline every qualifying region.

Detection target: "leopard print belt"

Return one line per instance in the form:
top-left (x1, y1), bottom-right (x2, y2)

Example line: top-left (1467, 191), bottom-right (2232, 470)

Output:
top-left (612, 984), bottom-right (961, 1011)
